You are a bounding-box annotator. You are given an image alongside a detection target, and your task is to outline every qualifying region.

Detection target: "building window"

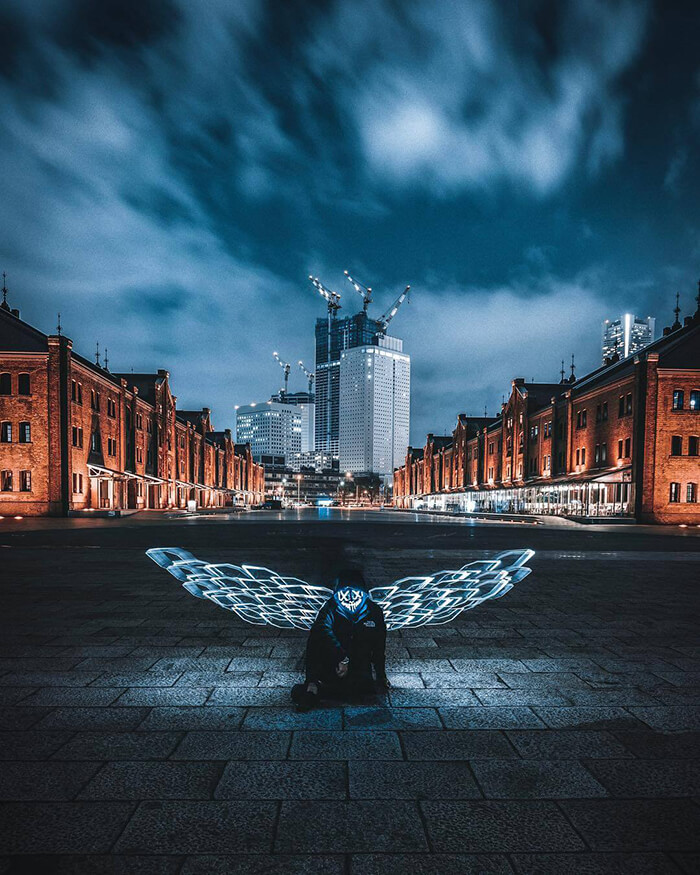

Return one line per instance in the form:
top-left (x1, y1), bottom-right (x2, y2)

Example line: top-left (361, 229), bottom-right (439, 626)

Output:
top-left (672, 390), bottom-right (684, 410)
top-left (618, 395), bottom-right (625, 417)
top-left (625, 393), bottom-right (633, 415)
top-left (594, 444), bottom-right (600, 465)
top-left (107, 437), bottom-right (117, 456)
top-left (19, 470), bottom-right (31, 492)
top-left (576, 410), bottom-right (587, 428)
top-left (1, 421), bottom-right (11, 443)
top-left (1, 470), bottom-right (12, 491)
top-left (576, 448), bottom-right (580, 465)
top-left (72, 426), bottom-right (83, 448)
top-left (91, 390), bottom-right (100, 411)
top-left (18, 373), bottom-right (30, 395)
top-left (690, 390), bottom-right (700, 412)
top-left (687, 483), bottom-right (697, 503)
top-left (618, 439), bottom-right (623, 459)
top-left (625, 437), bottom-right (631, 457)
top-left (596, 404), bottom-right (602, 423)
top-left (136, 447), bottom-right (143, 463)
top-left (669, 482), bottom-right (681, 503)
top-left (0, 373), bottom-right (10, 395)
top-left (72, 472), bottom-right (83, 494)
top-left (602, 402), bottom-right (608, 421)
top-left (18, 421), bottom-right (30, 443)
top-left (689, 436), bottom-right (699, 457)
top-left (107, 398), bottom-right (116, 418)
top-left (71, 381), bottom-right (83, 405)
top-left (601, 443), bottom-right (607, 464)
top-left (581, 447), bottom-right (586, 465)
top-left (671, 435), bottom-right (682, 456)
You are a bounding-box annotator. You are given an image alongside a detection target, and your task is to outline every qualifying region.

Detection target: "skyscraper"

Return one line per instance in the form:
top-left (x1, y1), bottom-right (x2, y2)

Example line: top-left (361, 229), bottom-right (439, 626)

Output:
top-left (235, 400), bottom-right (301, 462)
top-left (338, 337), bottom-right (410, 477)
top-left (314, 310), bottom-right (384, 458)
top-left (602, 314), bottom-right (655, 363)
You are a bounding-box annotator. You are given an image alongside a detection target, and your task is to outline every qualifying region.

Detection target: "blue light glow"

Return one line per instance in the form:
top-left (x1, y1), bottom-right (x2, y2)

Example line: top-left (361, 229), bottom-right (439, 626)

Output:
top-left (146, 547), bottom-right (534, 630)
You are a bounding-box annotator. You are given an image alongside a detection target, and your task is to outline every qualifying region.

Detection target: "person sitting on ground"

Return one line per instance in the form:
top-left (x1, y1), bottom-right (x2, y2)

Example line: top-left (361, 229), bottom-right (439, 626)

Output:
top-left (291, 566), bottom-right (390, 712)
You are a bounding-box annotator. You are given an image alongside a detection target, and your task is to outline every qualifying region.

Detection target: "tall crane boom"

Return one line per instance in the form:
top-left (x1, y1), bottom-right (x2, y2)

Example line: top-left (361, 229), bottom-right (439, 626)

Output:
top-left (298, 360), bottom-right (315, 394)
top-left (273, 351), bottom-right (291, 398)
top-left (344, 270), bottom-right (373, 312)
top-left (377, 285), bottom-right (411, 333)
top-left (309, 275), bottom-right (341, 316)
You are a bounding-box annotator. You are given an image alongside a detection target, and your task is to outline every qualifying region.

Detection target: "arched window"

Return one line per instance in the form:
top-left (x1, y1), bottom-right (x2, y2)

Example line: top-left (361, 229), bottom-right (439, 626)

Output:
top-left (17, 373), bottom-right (30, 395)
top-left (19, 421), bottom-right (31, 443)
top-left (0, 373), bottom-right (10, 395)
top-left (0, 421), bottom-right (11, 442)
top-left (690, 390), bottom-right (700, 412)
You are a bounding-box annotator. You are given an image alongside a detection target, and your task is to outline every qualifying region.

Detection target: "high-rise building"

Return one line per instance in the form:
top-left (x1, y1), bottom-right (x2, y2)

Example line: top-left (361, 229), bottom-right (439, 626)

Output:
top-left (273, 390), bottom-right (315, 453)
top-left (338, 336), bottom-right (410, 477)
top-left (235, 400), bottom-right (301, 463)
top-left (314, 310), bottom-right (384, 458)
top-left (602, 314), bottom-right (655, 363)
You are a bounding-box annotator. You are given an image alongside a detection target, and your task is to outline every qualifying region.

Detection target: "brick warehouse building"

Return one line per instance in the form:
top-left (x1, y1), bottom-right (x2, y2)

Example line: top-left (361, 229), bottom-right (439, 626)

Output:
top-left (394, 290), bottom-right (700, 524)
top-left (0, 290), bottom-right (264, 516)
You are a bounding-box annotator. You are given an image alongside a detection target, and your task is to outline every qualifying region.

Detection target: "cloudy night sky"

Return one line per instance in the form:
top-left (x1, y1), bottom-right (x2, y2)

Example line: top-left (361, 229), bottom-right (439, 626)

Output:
top-left (0, 0), bottom-right (698, 442)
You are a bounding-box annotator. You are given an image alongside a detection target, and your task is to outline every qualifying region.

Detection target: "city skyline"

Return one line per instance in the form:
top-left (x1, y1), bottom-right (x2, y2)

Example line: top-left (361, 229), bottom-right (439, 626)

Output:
top-left (0, 1), bottom-right (698, 445)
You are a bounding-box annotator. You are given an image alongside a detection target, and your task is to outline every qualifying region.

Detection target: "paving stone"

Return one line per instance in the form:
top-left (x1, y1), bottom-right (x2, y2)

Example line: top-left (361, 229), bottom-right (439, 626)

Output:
top-left (387, 659), bottom-right (455, 673)
top-left (402, 730), bottom-right (516, 760)
top-left (242, 707), bottom-right (342, 730)
top-left (276, 800), bottom-right (428, 853)
top-left (227, 657), bottom-right (300, 671)
top-left (215, 761), bottom-right (346, 799)
top-left (350, 761), bottom-right (481, 799)
top-left (34, 707), bottom-right (151, 731)
top-left (0, 855), bottom-right (181, 874)
top-left (0, 762), bottom-right (101, 800)
top-left (0, 730), bottom-right (74, 761)
top-left (208, 687), bottom-right (291, 706)
top-left (506, 730), bottom-right (633, 759)
top-left (51, 731), bottom-right (182, 760)
top-left (499, 672), bottom-right (590, 689)
top-left (289, 730), bottom-right (402, 760)
top-left (115, 800), bottom-right (276, 853)
top-left (171, 731), bottom-right (290, 760)
top-left (351, 853), bottom-right (514, 874)
top-left (388, 689), bottom-right (481, 707)
top-left (89, 672), bottom-right (183, 687)
top-left (511, 852), bottom-right (681, 873)
top-left (137, 706), bottom-right (245, 730)
top-left (75, 658), bottom-right (159, 672)
top-left (421, 671), bottom-right (506, 688)
top-left (630, 707), bottom-right (700, 731)
top-left (180, 855), bottom-right (343, 874)
top-left (79, 761), bottom-right (222, 800)
top-left (344, 706), bottom-right (441, 730)
top-left (0, 802), bottom-right (134, 852)
top-left (175, 671), bottom-right (261, 687)
top-left (20, 687), bottom-right (126, 706)
top-left (613, 731), bottom-right (700, 759)
top-left (521, 658), bottom-right (603, 672)
top-left (534, 708), bottom-right (648, 731)
top-left (421, 800), bottom-right (585, 852)
top-left (0, 672), bottom-right (100, 687)
top-left (470, 759), bottom-right (608, 798)
top-left (475, 689), bottom-right (574, 707)
top-left (562, 799), bottom-right (700, 851)
top-left (0, 687), bottom-right (37, 705)
top-left (0, 706), bottom-right (54, 730)
top-left (440, 707), bottom-right (545, 729)
top-left (115, 687), bottom-right (212, 706)
top-left (585, 760), bottom-right (700, 797)
top-left (565, 689), bottom-right (663, 706)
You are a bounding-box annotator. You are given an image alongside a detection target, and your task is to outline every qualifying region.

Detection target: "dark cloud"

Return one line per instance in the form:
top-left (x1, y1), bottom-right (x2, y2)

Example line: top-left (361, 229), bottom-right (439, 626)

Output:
top-left (0, 0), bottom-right (698, 442)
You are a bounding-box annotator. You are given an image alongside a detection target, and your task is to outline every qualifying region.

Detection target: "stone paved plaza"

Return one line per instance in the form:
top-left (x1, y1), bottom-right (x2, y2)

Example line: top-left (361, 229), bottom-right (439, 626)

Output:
top-left (0, 510), bottom-right (699, 873)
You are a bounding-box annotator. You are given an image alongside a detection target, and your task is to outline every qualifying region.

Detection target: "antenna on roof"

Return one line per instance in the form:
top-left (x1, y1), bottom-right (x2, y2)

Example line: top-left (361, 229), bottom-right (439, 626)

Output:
top-left (672, 291), bottom-right (681, 329)
top-left (95, 342), bottom-right (101, 367)
top-left (484, 404), bottom-right (487, 417)
top-left (1, 272), bottom-right (7, 309)
top-left (560, 360), bottom-right (565, 382)
top-left (103, 348), bottom-right (109, 371)
top-left (57, 313), bottom-right (62, 336)
top-left (569, 354), bottom-right (576, 382)
top-left (696, 278), bottom-right (700, 315)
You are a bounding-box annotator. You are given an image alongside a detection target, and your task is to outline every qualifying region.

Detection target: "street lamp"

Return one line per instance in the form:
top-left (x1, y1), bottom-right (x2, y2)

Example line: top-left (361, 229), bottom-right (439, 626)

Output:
top-left (295, 473), bottom-right (302, 504)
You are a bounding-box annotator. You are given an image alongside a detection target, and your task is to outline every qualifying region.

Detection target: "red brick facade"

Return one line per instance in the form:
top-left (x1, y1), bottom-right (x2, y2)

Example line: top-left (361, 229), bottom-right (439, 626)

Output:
top-left (394, 302), bottom-right (700, 525)
top-left (0, 302), bottom-right (264, 516)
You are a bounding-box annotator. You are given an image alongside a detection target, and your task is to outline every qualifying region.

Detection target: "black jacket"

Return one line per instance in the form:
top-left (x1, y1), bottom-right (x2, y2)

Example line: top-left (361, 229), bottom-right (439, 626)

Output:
top-left (305, 596), bottom-right (387, 685)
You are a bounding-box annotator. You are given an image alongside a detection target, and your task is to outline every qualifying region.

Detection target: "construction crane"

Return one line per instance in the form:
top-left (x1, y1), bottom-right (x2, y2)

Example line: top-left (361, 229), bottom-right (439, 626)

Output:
top-left (272, 351), bottom-right (291, 398)
top-left (377, 284), bottom-right (411, 333)
top-left (298, 360), bottom-right (315, 394)
top-left (309, 275), bottom-right (341, 316)
top-left (344, 270), bottom-right (373, 312)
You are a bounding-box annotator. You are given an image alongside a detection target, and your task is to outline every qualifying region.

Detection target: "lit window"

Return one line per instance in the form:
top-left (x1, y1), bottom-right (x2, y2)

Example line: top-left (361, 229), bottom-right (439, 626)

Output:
top-left (1, 470), bottom-right (12, 491)
top-left (687, 483), bottom-right (697, 503)
top-left (690, 390), bottom-right (700, 412)
top-left (19, 421), bottom-right (30, 443)
top-left (19, 470), bottom-right (31, 492)
top-left (672, 390), bottom-right (684, 411)
top-left (669, 482), bottom-right (681, 503)
top-left (0, 421), bottom-right (11, 443)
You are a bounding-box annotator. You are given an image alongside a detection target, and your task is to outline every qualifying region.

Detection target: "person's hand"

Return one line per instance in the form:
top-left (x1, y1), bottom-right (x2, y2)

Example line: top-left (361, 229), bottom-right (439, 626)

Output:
top-left (336, 657), bottom-right (350, 678)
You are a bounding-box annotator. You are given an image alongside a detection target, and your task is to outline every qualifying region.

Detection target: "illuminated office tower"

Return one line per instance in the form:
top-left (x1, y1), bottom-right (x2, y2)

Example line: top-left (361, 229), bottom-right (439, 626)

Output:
top-left (235, 400), bottom-right (301, 463)
top-left (338, 336), bottom-right (410, 478)
top-left (602, 314), bottom-right (655, 363)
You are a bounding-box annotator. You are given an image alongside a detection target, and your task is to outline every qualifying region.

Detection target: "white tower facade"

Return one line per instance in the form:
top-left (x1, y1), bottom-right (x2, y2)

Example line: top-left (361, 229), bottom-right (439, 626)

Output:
top-left (602, 314), bottom-right (655, 363)
top-left (235, 401), bottom-right (301, 462)
top-left (338, 337), bottom-right (410, 478)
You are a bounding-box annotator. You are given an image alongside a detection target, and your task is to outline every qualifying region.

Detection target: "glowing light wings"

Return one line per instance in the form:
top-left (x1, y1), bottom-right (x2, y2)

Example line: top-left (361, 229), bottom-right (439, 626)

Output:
top-left (146, 547), bottom-right (534, 630)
